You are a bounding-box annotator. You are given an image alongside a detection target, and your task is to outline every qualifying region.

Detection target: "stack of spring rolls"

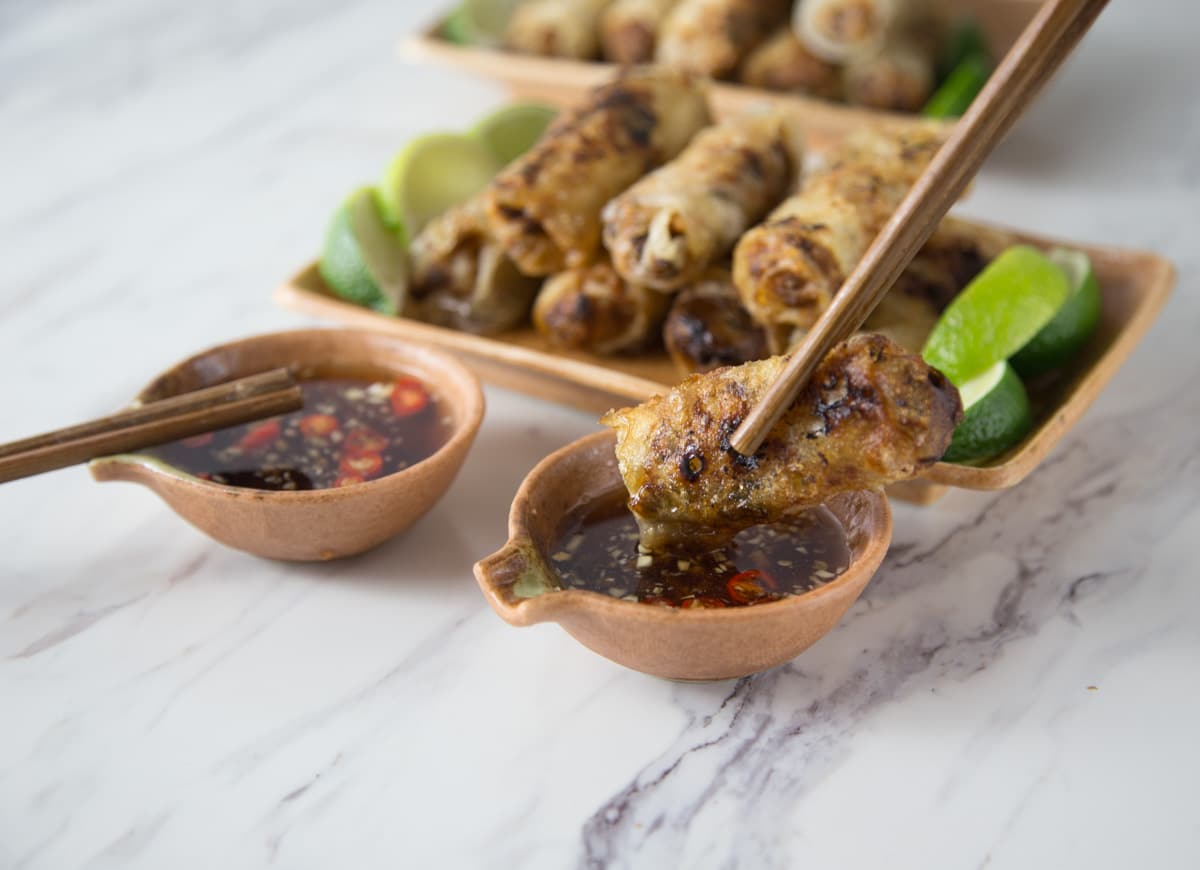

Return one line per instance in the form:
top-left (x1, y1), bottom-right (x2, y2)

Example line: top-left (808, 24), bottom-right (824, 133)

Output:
top-left (406, 67), bottom-right (1014, 375)
top-left (500, 0), bottom-right (953, 113)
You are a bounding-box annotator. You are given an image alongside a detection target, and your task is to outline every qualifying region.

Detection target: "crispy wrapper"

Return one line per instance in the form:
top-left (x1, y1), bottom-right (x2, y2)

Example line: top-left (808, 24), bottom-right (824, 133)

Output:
top-left (409, 195), bottom-right (541, 334)
top-left (505, 0), bottom-right (614, 59)
top-left (655, 0), bottom-right (791, 79)
top-left (485, 68), bottom-right (711, 277)
top-left (731, 125), bottom-right (944, 331)
top-left (662, 267), bottom-right (768, 375)
top-left (738, 27), bottom-right (843, 99)
top-left (533, 260), bottom-right (671, 354)
top-left (602, 111), bottom-right (801, 292)
top-left (795, 0), bottom-right (899, 62)
top-left (601, 333), bottom-right (962, 549)
top-left (601, 0), bottom-right (679, 64)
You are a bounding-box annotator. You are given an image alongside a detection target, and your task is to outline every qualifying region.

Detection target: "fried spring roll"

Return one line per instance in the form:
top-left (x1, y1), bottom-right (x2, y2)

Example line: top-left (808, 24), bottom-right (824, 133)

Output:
top-left (485, 69), bottom-right (711, 277)
top-left (533, 261), bottom-right (672, 354)
top-left (795, 0), bottom-right (899, 62)
top-left (738, 27), bottom-right (843, 99)
top-left (655, 0), bottom-right (791, 79)
top-left (602, 333), bottom-right (962, 549)
top-left (505, 0), bottom-right (614, 59)
top-left (842, 38), bottom-right (934, 111)
top-left (601, 0), bottom-right (679, 64)
top-left (662, 267), bottom-right (768, 375)
top-left (409, 195), bottom-right (541, 334)
top-left (602, 111), bottom-right (800, 292)
top-left (732, 125), bottom-right (943, 331)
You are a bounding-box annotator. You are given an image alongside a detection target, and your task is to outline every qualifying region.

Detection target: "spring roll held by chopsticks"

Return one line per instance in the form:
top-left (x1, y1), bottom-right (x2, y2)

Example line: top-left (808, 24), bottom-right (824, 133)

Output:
top-left (731, 125), bottom-right (943, 331)
top-left (655, 0), bottom-right (791, 79)
top-left (602, 111), bottom-right (802, 292)
top-left (601, 0), bottom-right (679, 64)
top-left (601, 333), bottom-right (962, 550)
top-left (484, 69), bottom-right (711, 277)
top-left (533, 260), bottom-right (672, 354)
top-left (505, 0), bottom-right (614, 59)
top-left (409, 194), bottom-right (541, 334)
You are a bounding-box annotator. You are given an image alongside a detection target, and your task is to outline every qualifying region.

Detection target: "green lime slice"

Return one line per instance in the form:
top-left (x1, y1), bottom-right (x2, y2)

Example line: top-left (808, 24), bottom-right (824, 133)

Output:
top-left (942, 361), bottom-right (1033, 464)
top-left (379, 133), bottom-right (500, 234)
top-left (1011, 248), bottom-right (1102, 377)
top-left (441, 6), bottom-right (472, 44)
top-left (379, 132), bottom-right (501, 234)
top-left (923, 53), bottom-right (991, 118)
top-left (922, 245), bottom-right (1071, 386)
top-left (471, 102), bottom-right (557, 166)
top-left (461, 0), bottom-right (525, 46)
top-left (318, 187), bottom-right (409, 315)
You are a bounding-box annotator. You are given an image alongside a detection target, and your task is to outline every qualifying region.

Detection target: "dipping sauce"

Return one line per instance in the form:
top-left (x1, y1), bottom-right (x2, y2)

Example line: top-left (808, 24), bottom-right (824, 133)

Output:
top-left (551, 493), bottom-right (852, 608)
top-left (143, 376), bottom-right (451, 491)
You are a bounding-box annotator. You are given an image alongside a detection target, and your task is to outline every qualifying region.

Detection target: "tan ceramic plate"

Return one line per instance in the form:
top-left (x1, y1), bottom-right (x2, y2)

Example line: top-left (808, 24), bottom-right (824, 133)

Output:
top-left (474, 431), bottom-right (892, 681)
top-left (402, 0), bottom-right (1041, 148)
top-left (91, 329), bottom-right (484, 561)
top-left (274, 219), bottom-right (1174, 504)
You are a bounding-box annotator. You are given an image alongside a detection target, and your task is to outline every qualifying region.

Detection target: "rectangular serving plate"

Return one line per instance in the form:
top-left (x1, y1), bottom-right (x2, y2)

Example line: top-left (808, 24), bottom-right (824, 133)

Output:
top-left (402, 0), bottom-right (1043, 148)
top-left (274, 218), bottom-right (1174, 504)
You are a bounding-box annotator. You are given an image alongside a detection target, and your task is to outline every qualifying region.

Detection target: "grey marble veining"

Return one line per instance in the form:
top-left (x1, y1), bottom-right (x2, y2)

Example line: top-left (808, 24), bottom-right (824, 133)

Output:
top-left (2, 1), bottom-right (1199, 868)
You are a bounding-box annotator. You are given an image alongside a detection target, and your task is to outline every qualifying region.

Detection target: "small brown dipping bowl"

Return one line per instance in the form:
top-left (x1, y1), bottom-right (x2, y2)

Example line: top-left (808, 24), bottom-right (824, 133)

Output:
top-left (474, 431), bottom-right (892, 681)
top-left (91, 329), bottom-right (484, 561)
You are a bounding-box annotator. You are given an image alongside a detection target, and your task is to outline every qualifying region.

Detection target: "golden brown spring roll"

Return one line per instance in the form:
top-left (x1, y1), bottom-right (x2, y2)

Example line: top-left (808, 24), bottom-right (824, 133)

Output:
top-left (409, 195), bottom-right (541, 334)
top-left (533, 260), bottom-right (672, 354)
top-left (731, 125), bottom-right (943, 331)
top-left (662, 267), bottom-right (768, 375)
top-left (655, 0), bottom-right (791, 79)
top-left (738, 27), bottom-right (843, 99)
top-left (505, 0), bottom-right (614, 59)
top-left (601, 333), bottom-right (962, 549)
top-left (485, 69), bottom-right (711, 277)
top-left (602, 111), bottom-right (801, 292)
top-left (842, 38), bottom-right (935, 111)
top-left (601, 0), bottom-right (679, 64)
top-left (795, 0), bottom-right (899, 62)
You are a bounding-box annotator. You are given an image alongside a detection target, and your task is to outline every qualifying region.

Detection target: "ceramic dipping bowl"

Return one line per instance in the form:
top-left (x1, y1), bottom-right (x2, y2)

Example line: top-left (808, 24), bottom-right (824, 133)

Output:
top-left (91, 329), bottom-right (484, 561)
top-left (474, 431), bottom-right (893, 681)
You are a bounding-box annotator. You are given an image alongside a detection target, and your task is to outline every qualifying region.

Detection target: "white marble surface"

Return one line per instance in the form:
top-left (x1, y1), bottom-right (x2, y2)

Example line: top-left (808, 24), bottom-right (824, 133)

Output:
top-left (2, 1), bottom-right (1198, 867)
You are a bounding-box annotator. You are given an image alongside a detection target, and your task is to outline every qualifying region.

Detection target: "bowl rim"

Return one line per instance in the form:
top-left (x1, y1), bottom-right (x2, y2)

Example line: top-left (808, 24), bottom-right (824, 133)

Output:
top-left (474, 430), bottom-right (893, 626)
top-left (89, 327), bottom-right (486, 501)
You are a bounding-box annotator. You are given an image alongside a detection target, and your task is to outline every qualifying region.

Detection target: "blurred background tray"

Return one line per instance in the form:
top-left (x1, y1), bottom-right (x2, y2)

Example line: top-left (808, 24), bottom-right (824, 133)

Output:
top-left (403, 0), bottom-right (1043, 148)
top-left (275, 218), bottom-right (1173, 504)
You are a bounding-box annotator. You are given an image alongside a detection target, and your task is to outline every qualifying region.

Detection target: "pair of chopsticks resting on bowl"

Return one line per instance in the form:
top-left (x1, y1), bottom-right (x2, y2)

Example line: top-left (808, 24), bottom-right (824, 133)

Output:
top-left (729, 0), bottom-right (1111, 457)
top-left (0, 368), bottom-right (303, 484)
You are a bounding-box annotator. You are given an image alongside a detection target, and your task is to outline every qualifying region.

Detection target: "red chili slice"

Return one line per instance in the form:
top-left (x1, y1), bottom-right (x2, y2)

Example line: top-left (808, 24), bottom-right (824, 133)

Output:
top-left (726, 570), bottom-right (775, 605)
top-left (389, 376), bottom-right (429, 417)
top-left (299, 413), bottom-right (338, 438)
top-left (340, 452), bottom-right (383, 478)
top-left (181, 433), bottom-right (214, 448)
top-left (333, 473), bottom-right (364, 488)
top-left (238, 419), bottom-right (280, 450)
top-left (344, 427), bottom-right (388, 455)
top-left (680, 596), bottom-right (728, 610)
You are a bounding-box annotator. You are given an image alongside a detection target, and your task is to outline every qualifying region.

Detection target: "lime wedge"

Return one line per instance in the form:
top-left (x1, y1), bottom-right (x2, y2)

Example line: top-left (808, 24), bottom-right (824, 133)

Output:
top-left (942, 361), bottom-right (1033, 464)
top-left (923, 53), bottom-right (990, 118)
top-left (318, 187), bottom-right (409, 315)
top-left (1011, 248), bottom-right (1102, 377)
top-left (471, 102), bottom-right (557, 166)
top-left (922, 245), bottom-right (1070, 386)
top-left (380, 133), bottom-right (500, 235)
top-left (461, 0), bottom-right (525, 46)
top-left (441, 6), bottom-right (472, 44)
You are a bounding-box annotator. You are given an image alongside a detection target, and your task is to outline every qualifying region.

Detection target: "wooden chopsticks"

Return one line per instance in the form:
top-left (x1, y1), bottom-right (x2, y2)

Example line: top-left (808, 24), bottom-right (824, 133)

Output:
top-left (0, 368), bottom-right (304, 484)
top-left (728, 0), bottom-right (1111, 457)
